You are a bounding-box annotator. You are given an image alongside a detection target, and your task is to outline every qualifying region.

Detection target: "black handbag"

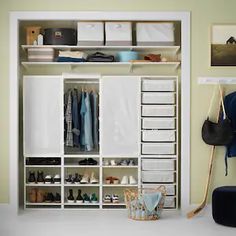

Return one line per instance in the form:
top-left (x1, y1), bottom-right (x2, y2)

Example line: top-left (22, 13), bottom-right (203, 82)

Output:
top-left (201, 85), bottom-right (234, 146)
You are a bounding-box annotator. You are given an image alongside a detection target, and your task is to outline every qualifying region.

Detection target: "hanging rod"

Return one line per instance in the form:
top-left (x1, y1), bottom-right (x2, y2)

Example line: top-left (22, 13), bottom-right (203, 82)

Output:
top-left (198, 77), bottom-right (236, 84)
top-left (65, 81), bottom-right (99, 84)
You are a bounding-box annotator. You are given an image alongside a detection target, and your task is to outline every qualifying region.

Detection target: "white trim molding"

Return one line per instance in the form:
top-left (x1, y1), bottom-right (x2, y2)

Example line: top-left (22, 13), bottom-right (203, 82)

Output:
top-left (198, 77), bottom-right (236, 84)
top-left (9, 11), bottom-right (191, 214)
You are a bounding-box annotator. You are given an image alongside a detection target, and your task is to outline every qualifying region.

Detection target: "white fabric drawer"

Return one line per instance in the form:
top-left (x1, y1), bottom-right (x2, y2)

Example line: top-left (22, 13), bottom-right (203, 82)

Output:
top-left (142, 171), bottom-right (175, 183)
top-left (77, 22), bottom-right (104, 46)
top-left (142, 92), bottom-right (175, 104)
top-left (142, 130), bottom-right (175, 142)
top-left (142, 79), bottom-right (176, 92)
top-left (142, 184), bottom-right (176, 195)
top-left (142, 159), bottom-right (175, 171)
top-left (27, 48), bottom-right (54, 62)
top-left (142, 105), bottom-right (175, 117)
top-left (142, 143), bottom-right (176, 155)
top-left (136, 23), bottom-right (175, 46)
top-left (105, 22), bottom-right (132, 46)
top-left (142, 118), bottom-right (175, 129)
top-left (164, 196), bottom-right (176, 208)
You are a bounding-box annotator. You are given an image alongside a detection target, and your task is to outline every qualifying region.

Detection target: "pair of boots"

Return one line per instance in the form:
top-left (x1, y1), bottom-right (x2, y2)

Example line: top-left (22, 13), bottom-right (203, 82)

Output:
top-left (29, 188), bottom-right (44, 203)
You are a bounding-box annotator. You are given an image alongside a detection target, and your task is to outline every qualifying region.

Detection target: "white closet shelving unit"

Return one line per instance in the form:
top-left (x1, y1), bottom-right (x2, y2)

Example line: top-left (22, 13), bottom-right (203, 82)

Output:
top-left (12, 12), bottom-right (191, 211)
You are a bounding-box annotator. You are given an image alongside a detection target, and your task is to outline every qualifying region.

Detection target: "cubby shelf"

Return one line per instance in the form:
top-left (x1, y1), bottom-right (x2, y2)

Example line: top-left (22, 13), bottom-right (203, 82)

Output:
top-left (25, 183), bottom-right (61, 187)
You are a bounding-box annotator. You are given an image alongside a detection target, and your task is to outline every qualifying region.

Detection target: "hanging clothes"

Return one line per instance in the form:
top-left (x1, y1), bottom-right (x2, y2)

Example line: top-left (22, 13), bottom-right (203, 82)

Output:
top-left (84, 91), bottom-right (94, 151)
top-left (72, 89), bottom-right (80, 147)
top-left (80, 91), bottom-right (86, 149)
top-left (65, 90), bottom-right (73, 147)
top-left (90, 91), bottom-right (99, 149)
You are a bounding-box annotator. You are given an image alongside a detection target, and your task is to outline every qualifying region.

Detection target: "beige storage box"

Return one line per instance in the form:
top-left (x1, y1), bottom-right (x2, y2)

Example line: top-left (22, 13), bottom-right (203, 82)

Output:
top-left (142, 79), bottom-right (176, 92)
top-left (142, 105), bottom-right (175, 117)
top-left (142, 92), bottom-right (175, 104)
top-left (142, 118), bottom-right (175, 129)
top-left (105, 22), bottom-right (132, 46)
top-left (136, 22), bottom-right (175, 46)
top-left (77, 22), bottom-right (104, 46)
top-left (142, 171), bottom-right (175, 183)
top-left (142, 184), bottom-right (176, 195)
top-left (27, 47), bottom-right (54, 62)
top-left (142, 159), bottom-right (175, 171)
top-left (142, 143), bottom-right (176, 155)
top-left (164, 196), bottom-right (176, 208)
top-left (142, 130), bottom-right (176, 142)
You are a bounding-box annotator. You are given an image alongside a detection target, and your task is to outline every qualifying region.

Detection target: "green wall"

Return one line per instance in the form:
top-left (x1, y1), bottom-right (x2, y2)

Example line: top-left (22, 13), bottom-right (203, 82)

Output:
top-left (1, 0), bottom-right (236, 204)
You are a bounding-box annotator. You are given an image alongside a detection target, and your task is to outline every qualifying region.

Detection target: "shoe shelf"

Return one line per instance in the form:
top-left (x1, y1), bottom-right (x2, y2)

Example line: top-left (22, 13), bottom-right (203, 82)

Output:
top-left (102, 202), bottom-right (126, 206)
top-left (26, 183), bottom-right (61, 187)
top-left (64, 154), bottom-right (100, 158)
top-left (25, 202), bottom-right (62, 206)
top-left (64, 165), bottom-right (100, 168)
top-left (25, 165), bottom-right (62, 168)
top-left (102, 166), bottom-right (138, 168)
top-left (102, 184), bottom-right (138, 187)
top-left (64, 184), bottom-right (100, 187)
top-left (63, 202), bottom-right (99, 206)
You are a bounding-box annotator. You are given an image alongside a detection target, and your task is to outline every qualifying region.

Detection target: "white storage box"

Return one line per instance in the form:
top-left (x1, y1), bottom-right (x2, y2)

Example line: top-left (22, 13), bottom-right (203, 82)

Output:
top-left (142, 105), bottom-right (175, 117)
top-left (105, 22), bottom-right (132, 46)
top-left (142, 171), bottom-right (175, 183)
top-left (164, 196), bottom-right (176, 208)
top-left (142, 143), bottom-right (175, 155)
top-left (142, 118), bottom-right (175, 129)
top-left (136, 22), bottom-right (175, 46)
top-left (142, 130), bottom-right (175, 142)
top-left (142, 92), bottom-right (175, 104)
top-left (27, 48), bottom-right (54, 62)
top-left (142, 184), bottom-right (176, 195)
top-left (142, 159), bottom-right (175, 171)
top-left (77, 22), bottom-right (104, 46)
top-left (142, 79), bottom-right (176, 92)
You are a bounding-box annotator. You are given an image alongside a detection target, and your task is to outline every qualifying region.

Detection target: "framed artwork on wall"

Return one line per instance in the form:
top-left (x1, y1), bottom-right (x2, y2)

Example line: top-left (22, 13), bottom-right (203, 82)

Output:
top-left (211, 24), bottom-right (236, 66)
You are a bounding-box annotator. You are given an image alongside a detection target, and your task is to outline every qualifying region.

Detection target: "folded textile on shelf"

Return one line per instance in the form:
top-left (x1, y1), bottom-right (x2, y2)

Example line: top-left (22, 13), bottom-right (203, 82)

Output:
top-left (87, 52), bottom-right (115, 62)
top-left (57, 50), bottom-right (88, 62)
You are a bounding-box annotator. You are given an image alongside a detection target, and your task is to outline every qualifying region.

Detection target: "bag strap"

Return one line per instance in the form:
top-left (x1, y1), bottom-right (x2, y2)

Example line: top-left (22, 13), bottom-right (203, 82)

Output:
top-left (207, 84), bottom-right (226, 119)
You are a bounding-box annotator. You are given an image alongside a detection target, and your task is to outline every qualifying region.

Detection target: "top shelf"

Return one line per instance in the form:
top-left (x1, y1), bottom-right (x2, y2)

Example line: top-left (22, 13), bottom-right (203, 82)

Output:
top-left (21, 45), bottom-right (180, 52)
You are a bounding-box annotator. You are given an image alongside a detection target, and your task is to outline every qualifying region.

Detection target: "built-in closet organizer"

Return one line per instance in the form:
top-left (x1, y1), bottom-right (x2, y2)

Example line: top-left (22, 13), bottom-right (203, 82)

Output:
top-left (19, 18), bottom-right (182, 211)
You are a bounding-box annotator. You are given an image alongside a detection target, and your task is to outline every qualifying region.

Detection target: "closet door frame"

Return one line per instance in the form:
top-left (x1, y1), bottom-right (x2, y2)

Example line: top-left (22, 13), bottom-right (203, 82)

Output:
top-left (9, 11), bottom-right (190, 214)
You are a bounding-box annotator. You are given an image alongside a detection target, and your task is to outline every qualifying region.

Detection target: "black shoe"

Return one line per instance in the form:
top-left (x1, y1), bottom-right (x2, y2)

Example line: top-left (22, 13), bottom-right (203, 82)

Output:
top-left (67, 189), bottom-right (75, 203)
top-left (28, 171), bottom-right (36, 183)
top-left (226, 36), bottom-right (236, 44)
top-left (76, 189), bottom-right (83, 203)
top-left (73, 173), bottom-right (82, 184)
top-left (54, 193), bottom-right (61, 203)
top-left (65, 174), bottom-right (73, 184)
top-left (37, 171), bottom-right (44, 183)
top-left (88, 158), bottom-right (98, 165)
top-left (78, 158), bottom-right (88, 165)
top-left (45, 192), bottom-right (54, 203)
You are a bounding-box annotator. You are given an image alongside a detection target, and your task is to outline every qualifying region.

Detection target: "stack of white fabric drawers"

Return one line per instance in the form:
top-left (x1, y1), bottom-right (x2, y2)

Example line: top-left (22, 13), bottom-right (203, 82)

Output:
top-left (141, 77), bottom-right (178, 209)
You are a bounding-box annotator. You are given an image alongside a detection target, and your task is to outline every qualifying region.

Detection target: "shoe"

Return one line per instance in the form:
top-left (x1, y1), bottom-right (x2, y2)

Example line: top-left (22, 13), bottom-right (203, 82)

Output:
top-left (65, 174), bottom-right (73, 184)
top-left (36, 189), bottom-right (45, 203)
top-left (53, 174), bottom-right (61, 184)
top-left (110, 160), bottom-right (117, 166)
top-left (120, 160), bottom-right (128, 166)
top-left (73, 173), bottom-right (82, 184)
top-left (112, 177), bottom-right (119, 185)
top-left (37, 171), bottom-right (44, 183)
top-left (67, 189), bottom-right (75, 203)
top-left (88, 158), bottom-right (98, 165)
top-left (83, 193), bottom-right (90, 203)
top-left (80, 173), bottom-right (89, 184)
top-left (105, 176), bottom-right (113, 184)
top-left (129, 176), bottom-right (137, 185)
top-left (76, 189), bottom-right (83, 203)
top-left (28, 171), bottom-right (36, 183)
top-left (112, 194), bottom-right (119, 203)
top-left (44, 175), bottom-right (53, 184)
top-left (121, 176), bottom-right (128, 185)
top-left (103, 194), bottom-right (112, 203)
top-left (29, 188), bottom-right (37, 203)
top-left (90, 193), bottom-right (98, 203)
top-left (226, 36), bottom-right (236, 44)
top-left (90, 172), bottom-right (98, 184)
top-left (128, 160), bottom-right (135, 166)
top-left (55, 193), bottom-right (61, 203)
top-left (103, 160), bottom-right (109, 166)
top-left (78, 158), bottom-right (88, 165)
top-left (45, 192), bottom-right (54, 203)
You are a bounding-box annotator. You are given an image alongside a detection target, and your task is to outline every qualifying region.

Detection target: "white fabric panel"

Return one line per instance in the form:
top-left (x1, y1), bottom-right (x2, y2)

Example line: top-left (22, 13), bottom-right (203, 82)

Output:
top-left (101, 76), bottom-right (140, 157)
top-left (24, 76), bottom-right (62, 156)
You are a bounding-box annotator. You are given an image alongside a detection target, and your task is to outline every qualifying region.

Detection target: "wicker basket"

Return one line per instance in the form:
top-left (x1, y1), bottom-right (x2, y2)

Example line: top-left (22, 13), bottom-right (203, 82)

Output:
top-left (124, 186), bottom-right (166, 221)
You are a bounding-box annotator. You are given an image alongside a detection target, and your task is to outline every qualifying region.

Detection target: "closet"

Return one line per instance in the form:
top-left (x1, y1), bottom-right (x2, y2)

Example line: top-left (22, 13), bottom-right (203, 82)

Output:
top-left (12, 11), bottom-right (190, 211)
